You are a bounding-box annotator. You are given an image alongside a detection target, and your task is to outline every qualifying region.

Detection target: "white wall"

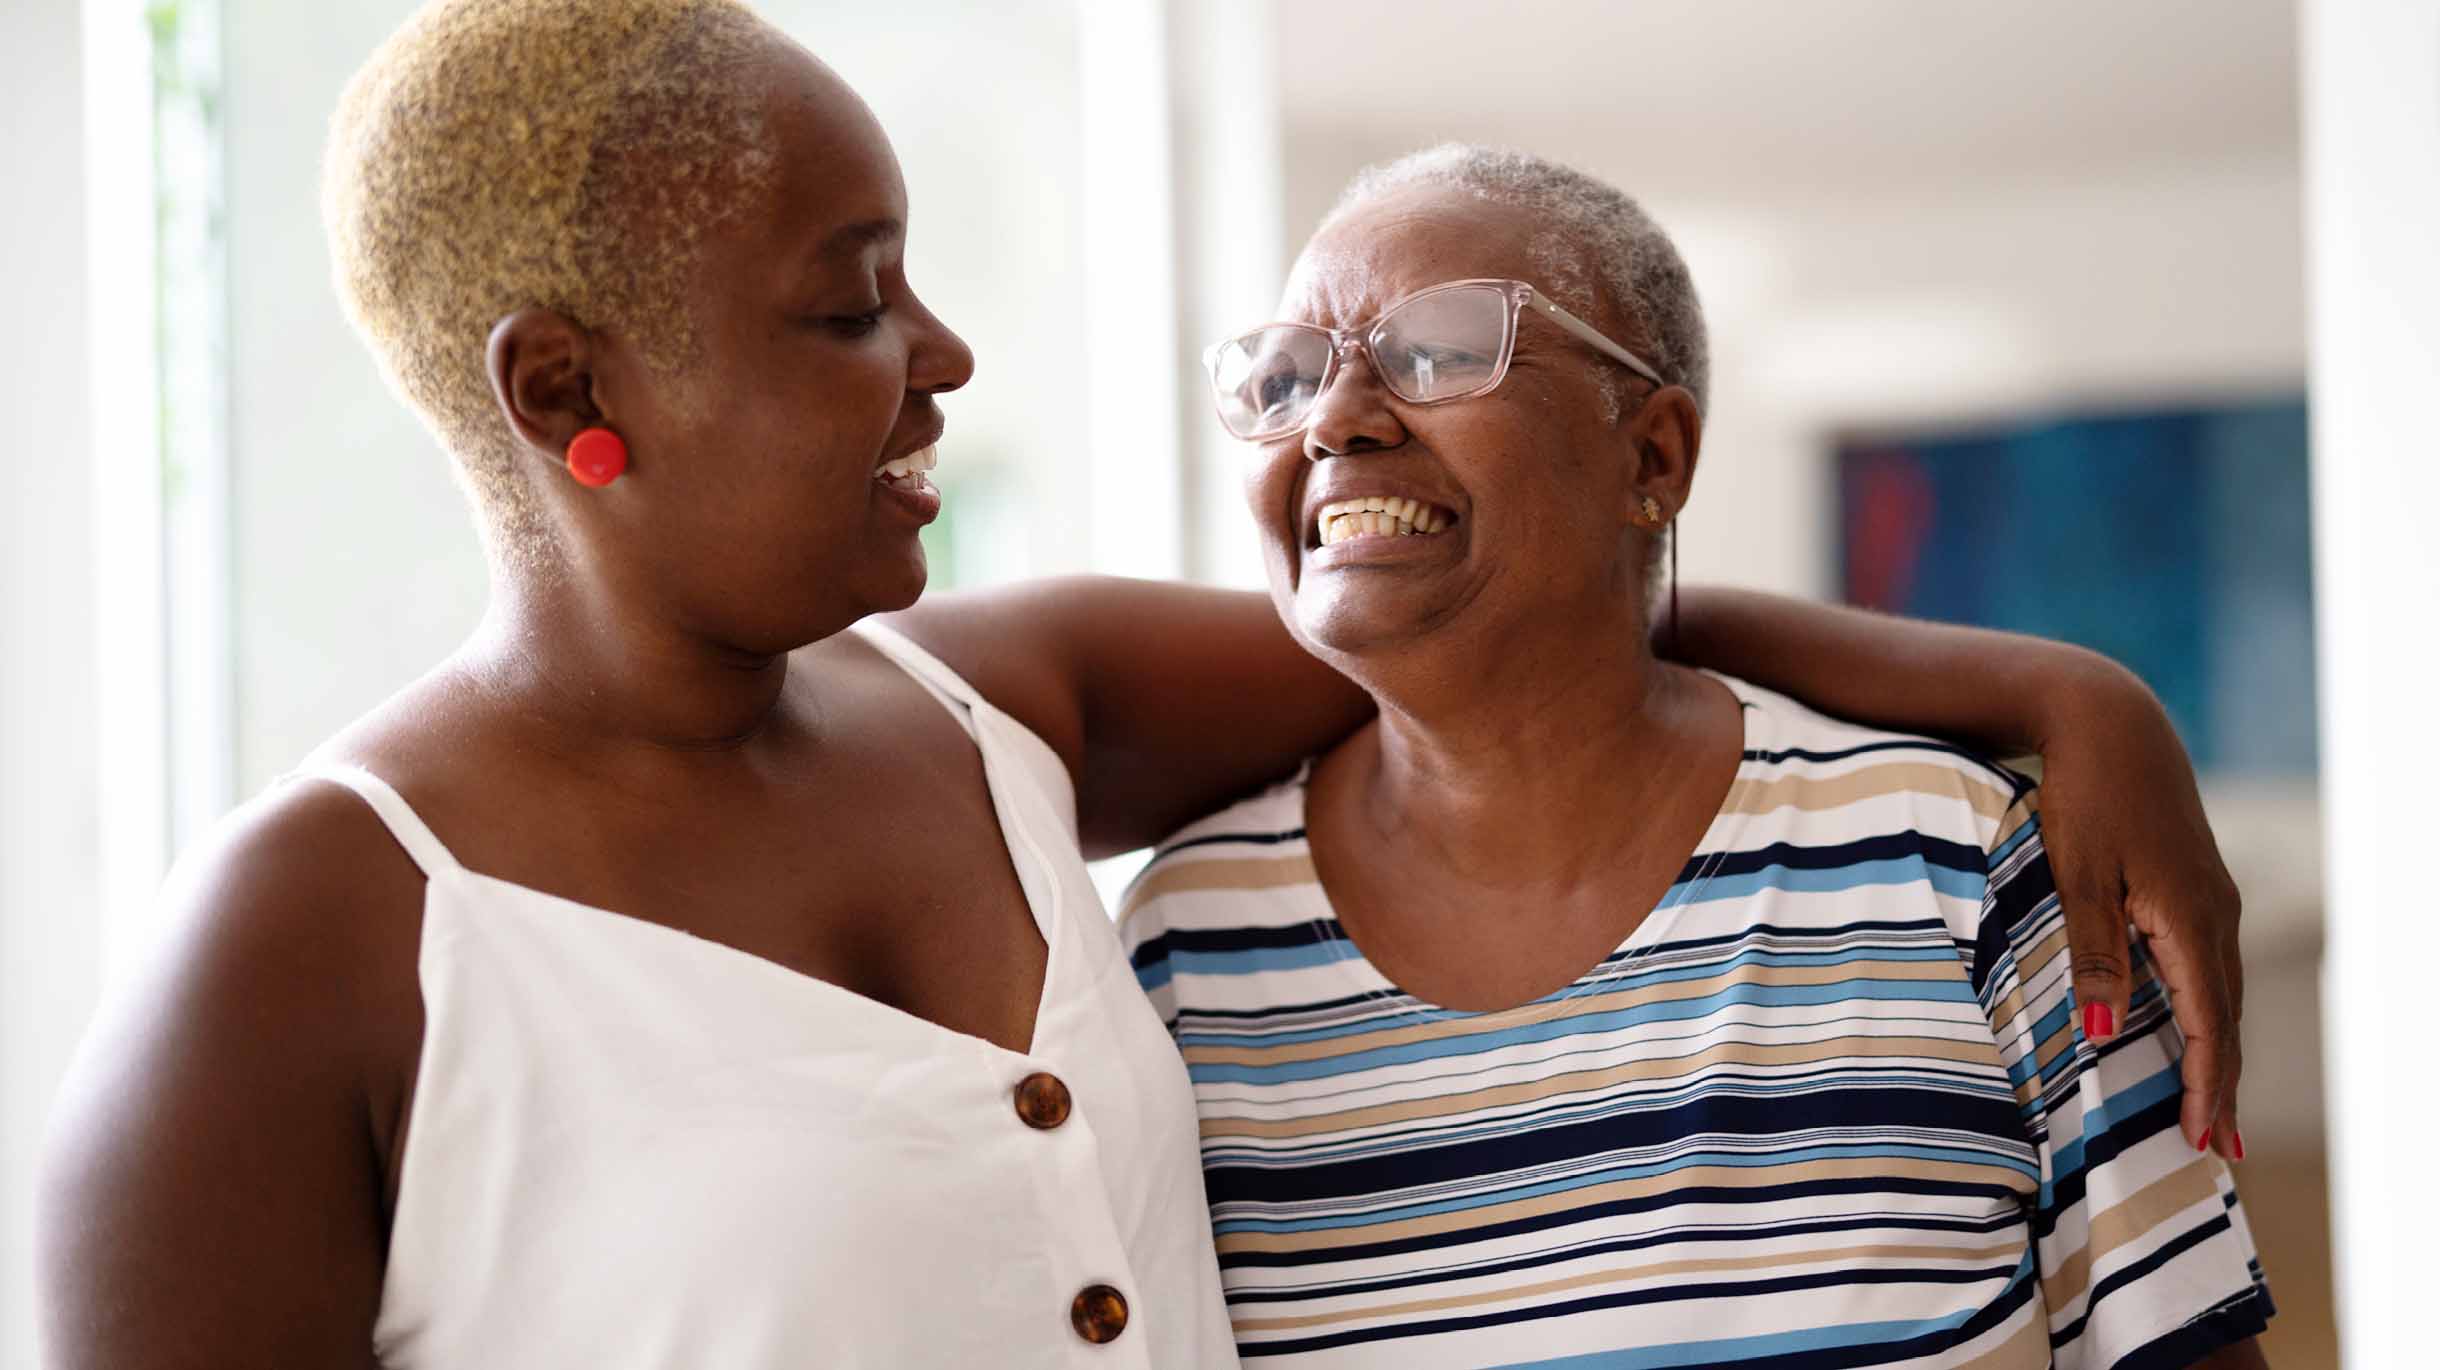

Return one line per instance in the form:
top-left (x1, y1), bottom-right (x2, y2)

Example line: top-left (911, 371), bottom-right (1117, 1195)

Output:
top-left (220, 0), bottom-right (1112, 796)
top-left (2301, 1), bottom-right (2440, 1361)
top-left (0, 3), bottom-right (101, 1364)
top-left (221, 0), bottom-right (491, 796)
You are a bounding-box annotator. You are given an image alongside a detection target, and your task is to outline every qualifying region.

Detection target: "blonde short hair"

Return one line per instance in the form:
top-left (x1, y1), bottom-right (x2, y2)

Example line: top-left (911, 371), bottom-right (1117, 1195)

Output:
top-left (324, 0), bottom-right (781, 558)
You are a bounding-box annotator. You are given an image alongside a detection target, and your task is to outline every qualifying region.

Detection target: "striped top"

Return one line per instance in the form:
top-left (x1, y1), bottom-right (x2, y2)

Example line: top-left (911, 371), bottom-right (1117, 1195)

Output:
top-left (1119, 676), bottom-right (2271, 1369)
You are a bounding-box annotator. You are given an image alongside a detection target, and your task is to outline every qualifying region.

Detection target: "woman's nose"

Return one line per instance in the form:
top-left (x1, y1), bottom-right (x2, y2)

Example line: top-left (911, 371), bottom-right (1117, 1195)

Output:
top-left (907, 296), bottom-right (975, 396)
top-left (1301, 341), bottom-right (1406, 460)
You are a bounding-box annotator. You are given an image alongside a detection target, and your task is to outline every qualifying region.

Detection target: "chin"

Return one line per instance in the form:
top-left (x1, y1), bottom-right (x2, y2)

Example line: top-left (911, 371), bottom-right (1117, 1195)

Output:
top-left (866, 547), bottom-right (930, 612)
top-left (1292, 584), bottom-right (1432, 665)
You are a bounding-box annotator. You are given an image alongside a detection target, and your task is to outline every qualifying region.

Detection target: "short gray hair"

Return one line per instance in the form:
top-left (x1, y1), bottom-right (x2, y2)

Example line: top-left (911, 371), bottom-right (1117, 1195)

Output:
top-left (1326, 144), bottom-right (1708, 419)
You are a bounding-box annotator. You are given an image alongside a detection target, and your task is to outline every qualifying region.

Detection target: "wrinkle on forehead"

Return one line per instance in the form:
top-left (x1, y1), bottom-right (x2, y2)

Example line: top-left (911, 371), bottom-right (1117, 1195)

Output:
top-left (1281, 191), bottom-right (1545, 327)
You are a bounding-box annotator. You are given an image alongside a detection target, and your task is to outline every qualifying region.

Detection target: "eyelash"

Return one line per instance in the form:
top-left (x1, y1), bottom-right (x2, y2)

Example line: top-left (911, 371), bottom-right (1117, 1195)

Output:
top-left (823, 304), bottom-right (889, 338)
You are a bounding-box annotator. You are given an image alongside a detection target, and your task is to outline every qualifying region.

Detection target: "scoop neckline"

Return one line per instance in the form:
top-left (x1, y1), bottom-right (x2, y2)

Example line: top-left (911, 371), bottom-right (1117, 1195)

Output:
top-left (1291, 670), bottom-right (1765, 1027)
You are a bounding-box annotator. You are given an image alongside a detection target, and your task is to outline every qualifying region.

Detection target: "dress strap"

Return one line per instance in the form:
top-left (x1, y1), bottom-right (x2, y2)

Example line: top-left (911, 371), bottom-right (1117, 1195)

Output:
top-left (286, 764), bottom-right (463, 878)
top-left (850, 620), bottom-right (985, 732)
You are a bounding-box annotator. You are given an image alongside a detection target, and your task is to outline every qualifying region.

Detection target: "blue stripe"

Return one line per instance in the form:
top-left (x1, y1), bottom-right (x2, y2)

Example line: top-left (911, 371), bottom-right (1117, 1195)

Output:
top-left (2044, 1061), bottom-right (2183, 1195)
top-left (1174, 943), bottom-right (1963, 1049)
top-left (1186, 978), bottom-right (1979, 1086)
top-left (1485, 1307), bottom-right (1990, 1370)
top-left (1678, 855), bottom-right (1986, 906)
top-left (1168, 940), bottom-right (1354, 977)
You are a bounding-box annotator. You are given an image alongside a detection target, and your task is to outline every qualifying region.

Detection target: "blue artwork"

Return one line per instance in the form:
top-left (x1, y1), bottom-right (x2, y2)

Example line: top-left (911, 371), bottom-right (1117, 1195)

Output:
top-left (1837, 398), bottom-right (2317, 775)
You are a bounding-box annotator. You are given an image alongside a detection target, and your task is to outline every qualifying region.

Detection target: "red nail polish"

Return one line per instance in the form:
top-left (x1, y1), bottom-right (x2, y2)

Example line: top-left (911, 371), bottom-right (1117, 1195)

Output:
top-left (2232, 1130), bottom-right (2246, 1161)
top-left (2082, 1002), bottom-right (2116, 1042)
top-left (2197, 1127), bottom-right (2213, 1154)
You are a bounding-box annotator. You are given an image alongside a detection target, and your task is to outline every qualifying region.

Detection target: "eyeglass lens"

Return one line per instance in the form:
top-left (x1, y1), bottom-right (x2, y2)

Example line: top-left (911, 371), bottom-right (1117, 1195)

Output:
top-left (1211, 283), bottom-right (1513, 438)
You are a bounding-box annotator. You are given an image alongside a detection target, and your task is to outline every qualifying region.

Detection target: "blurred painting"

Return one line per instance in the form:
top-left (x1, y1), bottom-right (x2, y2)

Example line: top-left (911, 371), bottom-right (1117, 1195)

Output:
top-left (1837, 397), bottom-right (2316, 775)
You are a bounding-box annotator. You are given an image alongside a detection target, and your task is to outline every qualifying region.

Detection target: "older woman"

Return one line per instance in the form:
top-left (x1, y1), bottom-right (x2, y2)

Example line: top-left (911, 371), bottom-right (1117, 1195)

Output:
top-left (1124, 147), bottom-right (2272, 1368)
top-left (39, 4), bottom-right (2245, 1367)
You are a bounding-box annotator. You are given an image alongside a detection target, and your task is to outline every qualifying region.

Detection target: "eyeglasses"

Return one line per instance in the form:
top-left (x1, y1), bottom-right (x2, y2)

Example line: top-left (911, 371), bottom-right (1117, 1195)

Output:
top-left (1203, 277), bottom-right (1666, 442)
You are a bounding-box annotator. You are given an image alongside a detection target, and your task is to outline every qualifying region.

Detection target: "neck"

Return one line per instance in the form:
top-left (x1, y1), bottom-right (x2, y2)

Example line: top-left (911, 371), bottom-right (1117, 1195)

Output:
top-left (461, 551), bottom-right (804, 766)
top-left (1335, 600), bottom-right (1724, 892)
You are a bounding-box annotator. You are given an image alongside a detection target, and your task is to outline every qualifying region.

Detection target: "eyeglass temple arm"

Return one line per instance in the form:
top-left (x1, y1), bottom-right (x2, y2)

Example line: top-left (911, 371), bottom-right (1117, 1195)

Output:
top-left (1525, 289), bottom-right (1668, 389)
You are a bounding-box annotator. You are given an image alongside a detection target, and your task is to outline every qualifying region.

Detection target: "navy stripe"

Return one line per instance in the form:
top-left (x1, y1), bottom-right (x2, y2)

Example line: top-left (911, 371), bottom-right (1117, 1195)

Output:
top-left (1215, 1174), bottom-right (2033, 1271)
top-left (1203, 1088), bottom-right (2031, 1208)
top-left (1237, 1260), bottom-right (2032, 1360)
top-left (1220, 1210), bottom-right (2024, 1306)
top-left (1149, 826), bottom-right (1307, 860)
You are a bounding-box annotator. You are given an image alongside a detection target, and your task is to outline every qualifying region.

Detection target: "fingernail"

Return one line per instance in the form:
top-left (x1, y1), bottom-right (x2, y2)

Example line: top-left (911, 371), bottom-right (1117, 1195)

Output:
top-left (2232, 1130), bottom-right (2246, 1162)
top-left (2082, 1002), bottom-right (2116, 1042)
top-left (2197, 1127), bottom-right (2213, 1154)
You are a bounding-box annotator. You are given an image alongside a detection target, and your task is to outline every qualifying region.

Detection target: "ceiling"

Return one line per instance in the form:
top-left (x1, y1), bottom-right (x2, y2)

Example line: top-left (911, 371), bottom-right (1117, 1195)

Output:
top-left (1271, 0), bottom-right (2300, 200)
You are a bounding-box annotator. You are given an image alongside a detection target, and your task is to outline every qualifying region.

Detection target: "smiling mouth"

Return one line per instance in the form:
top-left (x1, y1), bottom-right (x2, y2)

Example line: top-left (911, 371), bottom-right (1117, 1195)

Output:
top-left (1313, 495), bottom-right (1456, 548)
top-left (875, 444), bottom-right (937, 493)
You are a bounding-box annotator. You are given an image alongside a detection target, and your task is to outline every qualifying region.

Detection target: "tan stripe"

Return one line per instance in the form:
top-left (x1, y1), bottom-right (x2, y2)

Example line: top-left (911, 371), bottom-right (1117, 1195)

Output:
top-left (1183, 956), bottom-right (1963, 1070)
top-left (1214, 1155), bottom-right (2004, 1256)
top-left (1981, 919), bottom-right (2067, 1093)
top-left (1118, 853), bottom-right (1319, 921)
top-left (1721, 762), bottom-right (2017, 821)
top-left (1230, 1238), bottom-right (2024, 1333)
top-left (1953, 1307), bottom-right (2052, 1370)
top-left (2030, 1013), bottom-right (2076, 1087)
top-left (1996, 791), bottom-right (2041, 843)
top-left (1203, 1032), bottom-right (2006, 1141)
top-left (2036, 1156), bottom-right (2221, 1313)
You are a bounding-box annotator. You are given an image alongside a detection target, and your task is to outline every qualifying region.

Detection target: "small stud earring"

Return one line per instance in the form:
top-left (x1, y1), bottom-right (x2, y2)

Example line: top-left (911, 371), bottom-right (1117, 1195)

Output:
top-left (566, 427), bottom-right (628, 488)
top-left (1641, 496), bottom-right (1664, 524)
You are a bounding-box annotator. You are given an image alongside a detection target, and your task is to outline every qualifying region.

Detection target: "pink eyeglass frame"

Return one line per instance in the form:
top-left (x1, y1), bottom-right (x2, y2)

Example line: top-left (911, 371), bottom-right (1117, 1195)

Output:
top-left (1202, 277), bottom-right (1669, 441)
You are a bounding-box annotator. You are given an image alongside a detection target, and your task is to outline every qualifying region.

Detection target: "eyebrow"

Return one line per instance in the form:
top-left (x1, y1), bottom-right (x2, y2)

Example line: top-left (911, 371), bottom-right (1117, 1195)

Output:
top-left (817, 217), bottom-right (903, 257)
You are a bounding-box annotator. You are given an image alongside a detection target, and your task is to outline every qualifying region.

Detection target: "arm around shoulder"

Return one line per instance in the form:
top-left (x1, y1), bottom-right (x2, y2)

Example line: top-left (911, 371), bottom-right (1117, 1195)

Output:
top-left (37, 782), bottom-right (424, 1369)
top-left (886, 576), bottom-right (1370, 857)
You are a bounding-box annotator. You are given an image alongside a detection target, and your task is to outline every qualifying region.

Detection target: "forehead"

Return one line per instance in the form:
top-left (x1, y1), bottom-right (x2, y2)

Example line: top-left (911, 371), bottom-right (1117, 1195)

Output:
top-left (1281, 187), bottom-right (1542, 325)
top-left (753, 41), bottom-right (908, 254)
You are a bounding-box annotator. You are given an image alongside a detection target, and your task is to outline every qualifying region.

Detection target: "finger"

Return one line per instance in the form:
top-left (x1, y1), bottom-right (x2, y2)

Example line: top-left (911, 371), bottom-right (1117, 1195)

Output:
top-left (2215, 904), bottom-right (2245, 1161)
top-left (2219, 880), bottom-right (2247, 1027)
top-left (2140, 921), bottom-right (2235, 1152)
top-left (2175, 1020), bottom-right (2231, 1154)
top-left (2054, 863), bottom-right (2134, 1047)
top-left (2214, 1033), bottom-right (2244, 1162)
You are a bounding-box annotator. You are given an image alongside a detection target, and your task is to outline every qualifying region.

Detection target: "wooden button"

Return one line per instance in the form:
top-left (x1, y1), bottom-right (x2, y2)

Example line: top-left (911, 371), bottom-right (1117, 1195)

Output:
top-left (1014, 1071), bottom-right (1072, 1130)
top-left (1070, 1283), bottom-right (1129, 1343)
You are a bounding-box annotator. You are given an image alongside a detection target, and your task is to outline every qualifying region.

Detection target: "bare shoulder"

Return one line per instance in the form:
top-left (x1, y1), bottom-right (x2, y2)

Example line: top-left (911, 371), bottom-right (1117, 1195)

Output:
top-left (36, 769), bottom-right (424, 1366)
top-left (51, 769), bottom-right (428, 1161)
top-left (163, 768), bottom-right (429, 981)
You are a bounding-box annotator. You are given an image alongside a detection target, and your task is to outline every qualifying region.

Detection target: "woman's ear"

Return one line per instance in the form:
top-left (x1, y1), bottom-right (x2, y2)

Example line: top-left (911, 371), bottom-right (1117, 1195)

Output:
top-left (1623, 384), bottom-right (1703, 524)
top-left (485, 308), bottom-right (605, 458)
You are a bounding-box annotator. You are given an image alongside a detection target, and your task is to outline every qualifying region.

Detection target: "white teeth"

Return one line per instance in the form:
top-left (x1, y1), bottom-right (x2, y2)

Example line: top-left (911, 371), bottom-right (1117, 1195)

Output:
top-left (1313, 495), bottom-right (1455, 546)
top-left (875, 445), bottom-right (939, 481)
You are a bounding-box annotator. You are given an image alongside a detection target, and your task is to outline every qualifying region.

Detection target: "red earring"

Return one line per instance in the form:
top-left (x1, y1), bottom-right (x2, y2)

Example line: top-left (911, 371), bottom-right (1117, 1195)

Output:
top-left (566, 427), bottom-right (628, 488)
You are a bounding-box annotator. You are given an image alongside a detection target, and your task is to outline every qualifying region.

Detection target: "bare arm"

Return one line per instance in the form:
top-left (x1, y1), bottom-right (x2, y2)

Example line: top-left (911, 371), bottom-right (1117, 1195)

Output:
top-left (1669, 587), bottom-right (2246, 1161)
top-left (1671, 586), bottom-right (2125, 754)
top-left (38, 788), bottom-right (419, 1368)
top-left (887, 577), bottom-right (1368, 858)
